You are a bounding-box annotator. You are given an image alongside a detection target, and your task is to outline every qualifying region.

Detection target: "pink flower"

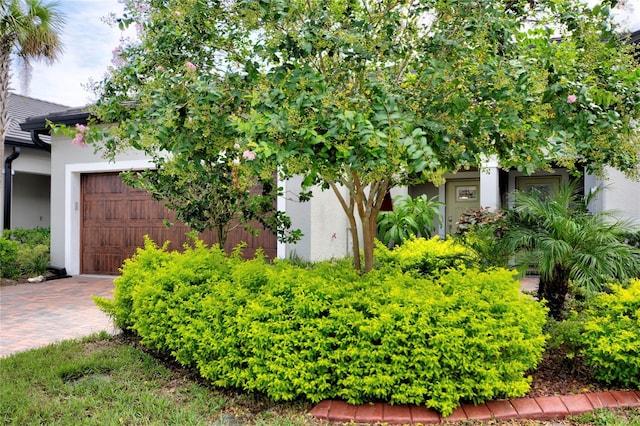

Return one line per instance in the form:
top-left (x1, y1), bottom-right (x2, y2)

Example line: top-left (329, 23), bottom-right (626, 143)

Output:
top-left (233, 143), bottom-right (240, 149)
top-left (136, 3), bottom-right (149, 12)
top-left (567, 94), bottom-right (577, 104)
top-left (111, 46), bottom-right (124, 67)
top-left (242, 150), bottom-right (256, 161)
top-left (72, 123), bottom-right (89, 147)
top-left (72, 133), bottom-right (87, 148)
top-left (185, 61), bottom-right (196, 71)
top-left (156, 65), bottom-right (164, 71)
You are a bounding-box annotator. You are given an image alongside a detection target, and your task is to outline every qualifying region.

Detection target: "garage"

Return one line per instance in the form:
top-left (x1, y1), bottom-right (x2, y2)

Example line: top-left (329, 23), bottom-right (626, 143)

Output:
top-left (80, 172), bottom-right (276, 275)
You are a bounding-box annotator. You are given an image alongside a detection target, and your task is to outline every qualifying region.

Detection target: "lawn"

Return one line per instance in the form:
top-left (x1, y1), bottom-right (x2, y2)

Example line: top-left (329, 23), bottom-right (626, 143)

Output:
top-left (0, 332), bottom-right (323, 425)
top-left (1, 333), bottom-right (638, 426)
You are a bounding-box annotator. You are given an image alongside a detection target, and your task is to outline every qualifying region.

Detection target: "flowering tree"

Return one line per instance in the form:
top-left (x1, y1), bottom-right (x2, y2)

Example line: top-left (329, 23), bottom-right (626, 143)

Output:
top-left (89, 0), bottom-right (639, 272)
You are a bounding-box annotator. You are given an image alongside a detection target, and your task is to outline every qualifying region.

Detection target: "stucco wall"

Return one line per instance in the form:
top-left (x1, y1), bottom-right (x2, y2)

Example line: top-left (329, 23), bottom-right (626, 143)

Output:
top-left (11, 172), bottom-right (50, 229)
top-left (283, 177), bottom-right (353, 261)
top-left (597, 168), bottom-right (640, 225)
top-left (49, 133), bottom-right (153, 273)
top-left (11, 148), bottom-right (51, 175)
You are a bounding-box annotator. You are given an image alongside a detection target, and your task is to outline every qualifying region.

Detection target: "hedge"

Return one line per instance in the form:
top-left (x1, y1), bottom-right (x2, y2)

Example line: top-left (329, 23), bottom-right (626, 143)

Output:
top-left (96, 237), bottom-right (547, 416)
top-left (581, 279), bottom-right (640, 388)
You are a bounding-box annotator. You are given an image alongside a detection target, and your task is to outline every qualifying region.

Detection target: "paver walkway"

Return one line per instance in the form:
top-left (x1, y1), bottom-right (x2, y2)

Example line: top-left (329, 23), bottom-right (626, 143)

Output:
top-left (0, 276), bottom-right (117, 357)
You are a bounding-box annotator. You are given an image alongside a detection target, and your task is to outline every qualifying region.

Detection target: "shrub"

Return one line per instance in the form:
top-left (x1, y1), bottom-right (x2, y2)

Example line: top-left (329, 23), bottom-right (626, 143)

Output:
top-left (375, 235), bottom-right (477, 275)
top-left (581, 279), bottom-right (640, 388)
top-left (455, 207), bottom-right (506, 236)
top-left (2, 227), bottom-right (50, 246)
top-left (0, 228), bottom-right (50, 279)
top-left (376, 194), bottom-right (443, 247)
top-left (97, 237), bottom-right (548, 416)
top-left (0, 238), bottom-right (21, 279)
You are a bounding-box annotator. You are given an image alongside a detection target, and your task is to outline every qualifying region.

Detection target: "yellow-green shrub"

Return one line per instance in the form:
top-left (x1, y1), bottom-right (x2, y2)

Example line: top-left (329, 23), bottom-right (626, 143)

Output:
top-left (96, 238), bottom-right (548, 416)
top-left (581, 279), bottom-right (640, 388)
top-left (375, 235), bottom-right (477, 274)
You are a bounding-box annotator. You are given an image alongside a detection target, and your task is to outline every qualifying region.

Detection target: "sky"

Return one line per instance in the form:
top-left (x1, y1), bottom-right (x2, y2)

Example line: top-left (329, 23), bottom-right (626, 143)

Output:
top-left (9, 0), bottom-right (640, 108)
top-left (9, 0), bottom-right (130, 107)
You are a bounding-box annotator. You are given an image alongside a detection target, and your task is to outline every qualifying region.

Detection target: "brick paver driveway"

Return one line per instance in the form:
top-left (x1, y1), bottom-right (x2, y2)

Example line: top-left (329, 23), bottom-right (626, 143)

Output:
top-left (0, 276), bottom-right (117, 357)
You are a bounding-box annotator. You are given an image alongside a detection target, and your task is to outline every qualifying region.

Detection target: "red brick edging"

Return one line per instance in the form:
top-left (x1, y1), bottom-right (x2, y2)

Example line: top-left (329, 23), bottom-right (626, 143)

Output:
top-left (308, 390), bottom-right (640, 424)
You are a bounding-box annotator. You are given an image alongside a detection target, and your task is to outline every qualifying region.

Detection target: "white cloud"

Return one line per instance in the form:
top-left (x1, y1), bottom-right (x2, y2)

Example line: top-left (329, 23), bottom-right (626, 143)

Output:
top-left (10, 0), bottom-right (130, 107)
top-left (9, 0), bottom-right (640, 108)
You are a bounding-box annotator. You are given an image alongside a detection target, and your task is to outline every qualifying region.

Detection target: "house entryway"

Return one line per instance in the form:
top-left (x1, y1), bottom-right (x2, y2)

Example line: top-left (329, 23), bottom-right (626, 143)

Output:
top-left (444, 179), bottom-right (480, 235)
top-left (80, 172), bottom-right (276, 275)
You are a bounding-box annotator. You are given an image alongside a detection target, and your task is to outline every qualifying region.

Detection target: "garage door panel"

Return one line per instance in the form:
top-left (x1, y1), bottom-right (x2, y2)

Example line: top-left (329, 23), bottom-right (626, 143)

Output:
top-left (84, 174), bottom-right (124, 194)
top-left (128, 199), bottom-right (172, 220)
top-left (81, 172), bottom-right (276, 275)
top-left (83, 227), bottom-right (125, 247)
top-left (83, 200), bottom-right (126, 220)
top-left (81, 252), bottom-right (126, 276)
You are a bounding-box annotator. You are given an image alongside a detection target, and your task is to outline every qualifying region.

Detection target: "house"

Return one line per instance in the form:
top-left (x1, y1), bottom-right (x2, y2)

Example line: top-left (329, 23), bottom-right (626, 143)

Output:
top-left (19, 28), bottom-right (640, 276)
top-left (20, 110), bottom-right (639, 277)
top-left (2, 93), bottom-right (69, 232)
top-left (20, 109), bottom-right (276, 275)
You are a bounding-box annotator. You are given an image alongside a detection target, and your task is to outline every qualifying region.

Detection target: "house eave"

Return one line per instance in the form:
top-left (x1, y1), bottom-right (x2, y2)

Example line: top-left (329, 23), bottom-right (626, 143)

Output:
top-left (19, 108), bottom-right (91, 134)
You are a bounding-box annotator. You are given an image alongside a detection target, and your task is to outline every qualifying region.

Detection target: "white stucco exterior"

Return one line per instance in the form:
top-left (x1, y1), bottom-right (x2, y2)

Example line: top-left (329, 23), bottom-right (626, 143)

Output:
top-left (46, 127), bottom-right (640, 274)
top-left (49, 133), bottom-right (153, 274)
top-left (586, 168), bottom-right (640, 225)
top-left (3, 148), bottom-right (52, 230)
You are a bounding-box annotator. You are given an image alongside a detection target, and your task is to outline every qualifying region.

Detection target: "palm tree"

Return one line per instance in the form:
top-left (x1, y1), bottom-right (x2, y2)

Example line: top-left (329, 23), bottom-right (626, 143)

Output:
top-left (1, 0), bottom-right (64, 230)
top-left (503, 182), bottom-right (640, 319)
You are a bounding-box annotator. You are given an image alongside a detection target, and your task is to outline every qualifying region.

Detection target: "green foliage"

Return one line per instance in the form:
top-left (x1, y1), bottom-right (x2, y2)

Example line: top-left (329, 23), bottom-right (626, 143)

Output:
top-left (89, 0), bottom-right (640, 273)
top-left (581, 279), bottom-right (640, 388)
top-left (502, 182), bottom-right (640, 318)
top-left (376, 194), bottom-right (443, 247)
top-left (0, 228), bottom-right (50, 279)
top-left (454, 208), bottom-right (511, 269)
top-left (544, 311), bottom-right (587, 363)
top-left (573, 407), bottom-right (640, 426)
top-left (2, 227), bottom-right (50, 246)
top-left (0, 238), bottom-right (20, 279)
top-left (375, 236), bottom-right (477, 275)
top-left (623, 229), bottom-right (640, 249)
top-left (98, 237), bottom-right (548, 416)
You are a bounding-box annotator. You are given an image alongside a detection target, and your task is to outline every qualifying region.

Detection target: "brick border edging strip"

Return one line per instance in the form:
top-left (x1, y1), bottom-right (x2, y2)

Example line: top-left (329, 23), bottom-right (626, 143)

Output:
top-left (308, 390), bottom-right (640, 424)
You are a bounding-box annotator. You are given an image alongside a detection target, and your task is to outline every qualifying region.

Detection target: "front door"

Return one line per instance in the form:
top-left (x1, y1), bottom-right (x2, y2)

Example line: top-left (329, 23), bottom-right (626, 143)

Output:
top-left (445, 179), bottom-right (480, 236)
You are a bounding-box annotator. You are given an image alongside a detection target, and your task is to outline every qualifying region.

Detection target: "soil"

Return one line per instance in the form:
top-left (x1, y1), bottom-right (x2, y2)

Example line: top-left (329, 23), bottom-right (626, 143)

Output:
top-left (526, 348), bottom-right (611, 398)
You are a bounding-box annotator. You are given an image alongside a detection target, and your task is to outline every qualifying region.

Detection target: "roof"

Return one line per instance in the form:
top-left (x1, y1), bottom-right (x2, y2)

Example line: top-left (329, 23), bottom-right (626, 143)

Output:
top-left (20, 106), bottom-right (90, 132)
top-left (5, 93), bottom-right (70, 148)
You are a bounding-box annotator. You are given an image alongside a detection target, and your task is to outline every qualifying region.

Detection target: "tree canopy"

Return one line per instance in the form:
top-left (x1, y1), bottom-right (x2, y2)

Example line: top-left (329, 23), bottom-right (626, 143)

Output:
top-left (88, 0), bottom-right (640, 271)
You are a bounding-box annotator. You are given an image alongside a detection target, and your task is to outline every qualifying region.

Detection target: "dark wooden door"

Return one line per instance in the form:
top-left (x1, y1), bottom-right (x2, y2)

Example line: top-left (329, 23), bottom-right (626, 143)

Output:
top-left (80, 172), bottom-right (276, 275)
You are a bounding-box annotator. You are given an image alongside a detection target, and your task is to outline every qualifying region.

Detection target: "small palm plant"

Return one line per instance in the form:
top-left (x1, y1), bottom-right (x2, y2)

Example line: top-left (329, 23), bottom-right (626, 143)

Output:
top-left (376, 194), bottom-right (443, 248)
top-left (503, 181), bottom-right (640, 319)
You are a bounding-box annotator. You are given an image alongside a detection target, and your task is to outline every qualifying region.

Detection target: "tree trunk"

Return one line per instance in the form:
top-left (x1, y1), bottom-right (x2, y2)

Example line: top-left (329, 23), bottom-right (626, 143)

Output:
top-left (0, 37), bottom-right (14, 234)
top-left (328, 179), bottom-right (361, 271)
top-left (538, 265), bottom-right (570, 320)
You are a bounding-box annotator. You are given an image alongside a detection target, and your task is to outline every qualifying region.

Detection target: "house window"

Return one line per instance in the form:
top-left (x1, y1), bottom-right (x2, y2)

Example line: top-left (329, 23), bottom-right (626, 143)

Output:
top-left (456, 186), bottom-right (478, 201)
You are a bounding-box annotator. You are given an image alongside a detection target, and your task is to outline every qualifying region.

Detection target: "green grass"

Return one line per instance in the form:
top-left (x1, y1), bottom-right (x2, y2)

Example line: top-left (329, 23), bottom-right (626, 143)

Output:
top-left (2, 332), bottom-right (638, 426)
top-left (0, 333), bottom-right (322, 425)
top-left (571, 408), bottom-right (640, 426)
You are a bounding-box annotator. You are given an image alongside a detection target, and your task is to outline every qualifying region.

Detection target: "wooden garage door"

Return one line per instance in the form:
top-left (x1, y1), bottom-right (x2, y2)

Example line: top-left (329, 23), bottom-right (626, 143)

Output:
top-left (81, 172), bottom-right (277, 275)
